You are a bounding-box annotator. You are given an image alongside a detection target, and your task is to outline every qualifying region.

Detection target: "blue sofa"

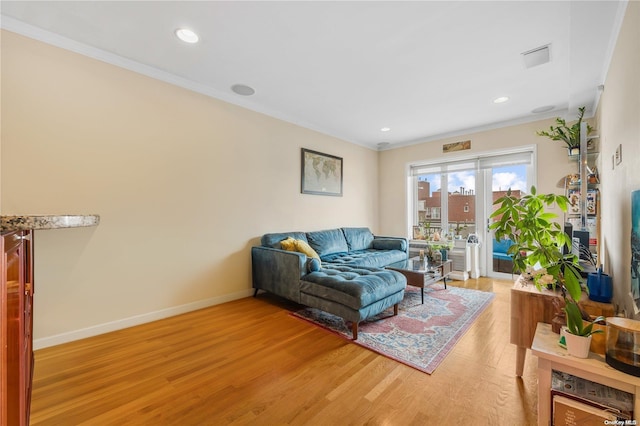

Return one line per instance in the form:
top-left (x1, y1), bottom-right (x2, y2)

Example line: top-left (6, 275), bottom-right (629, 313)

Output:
top-left (251, 227), bottom-right (408, 339)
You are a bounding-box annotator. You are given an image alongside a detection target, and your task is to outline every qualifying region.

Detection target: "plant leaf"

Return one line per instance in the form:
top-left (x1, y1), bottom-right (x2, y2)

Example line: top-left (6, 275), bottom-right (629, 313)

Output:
top-left (565, 302), bottom-right (586, 335)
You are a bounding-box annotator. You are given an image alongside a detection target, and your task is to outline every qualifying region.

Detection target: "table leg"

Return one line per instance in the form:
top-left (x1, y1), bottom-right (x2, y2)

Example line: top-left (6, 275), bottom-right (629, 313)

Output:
top-left (443, 276), bottom-right (447, 289)
top-left (421, 287), bottom-right (424, 304)
top-left (537, 358), bottom-right (552, 426)
top-left (634, 386), bottom-right (640, 425)
top-left (516, 345), bottom-right (526, 377)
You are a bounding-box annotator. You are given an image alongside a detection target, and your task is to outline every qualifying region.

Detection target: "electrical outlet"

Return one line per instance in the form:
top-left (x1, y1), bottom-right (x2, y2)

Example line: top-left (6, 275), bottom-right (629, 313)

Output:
top-left (615, 144), bottom-right (622, 165)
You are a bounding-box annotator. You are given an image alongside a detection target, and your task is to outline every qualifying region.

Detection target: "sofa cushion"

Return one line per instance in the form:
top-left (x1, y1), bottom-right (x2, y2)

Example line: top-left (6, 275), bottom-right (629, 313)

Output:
top-left (342, 227), bottom-right (374, 251)
top-left (306, 229), bottom-right (349, 257)
top-left (493, 238), bottom-right (514, 260)
top-left (493, 252), bottom-right (513, 261)
top-left (307, 258), bottom-right (322, 273)
top-left (321, 249), bottom-right (407, 268)
top-left (300, 265), bottom-right (406, 310)
top-left (262, 232), bottom-right (308, 249)
top-left (281, 237), bottom-right (322, 265)
top-left (371, 238), bottom-right (407, 252)
top-left (493, 238), bottom-right (513, 251)
top-left (294, 239), bottom-right (321, 260)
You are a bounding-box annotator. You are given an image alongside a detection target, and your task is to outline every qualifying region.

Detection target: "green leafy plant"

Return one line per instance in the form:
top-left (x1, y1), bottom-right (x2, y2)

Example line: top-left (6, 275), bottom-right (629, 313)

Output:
top-left (489, 186), bottom-right (582, 302)
top-left (564, 300), bottom-right (605, 337)
top-left (430, 242), bottom-right (453, 251)
top-left (536, 106), bottom-right (593, 149)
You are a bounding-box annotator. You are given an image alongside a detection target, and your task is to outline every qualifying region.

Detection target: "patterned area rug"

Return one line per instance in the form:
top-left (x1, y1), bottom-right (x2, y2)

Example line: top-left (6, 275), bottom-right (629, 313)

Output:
top-left (291, 284), bottom-right (495, 374)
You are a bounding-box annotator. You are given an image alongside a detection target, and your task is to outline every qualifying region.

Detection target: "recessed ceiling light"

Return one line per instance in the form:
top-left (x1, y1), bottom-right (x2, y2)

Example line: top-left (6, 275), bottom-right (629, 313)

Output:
top-left (532, 105), bottom-right (555, 114)
top-left (380, 127), bottom-right (391, 132)
top-left (175, 28), bottom-right (199, 44)
top-left (493, 96), bottom-right (509, 104)
top-left (231, 84), bottom-right (255, 96)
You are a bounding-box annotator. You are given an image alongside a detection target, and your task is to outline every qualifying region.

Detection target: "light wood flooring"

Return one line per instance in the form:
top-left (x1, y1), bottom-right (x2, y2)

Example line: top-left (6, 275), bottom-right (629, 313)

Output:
top-left (30, 277), bottom-right (539, 425)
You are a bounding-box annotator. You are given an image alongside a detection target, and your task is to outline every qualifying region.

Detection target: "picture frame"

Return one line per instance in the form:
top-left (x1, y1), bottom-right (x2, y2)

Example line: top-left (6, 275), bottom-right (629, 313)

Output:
top-left (413, 226), bottom-right (423, 240)
top-left (443, 140), bottom-right (471, 153)
top-left (568, 189), bottom-right (581, 214)
top-left (301, 148), bottom-right (343, 196)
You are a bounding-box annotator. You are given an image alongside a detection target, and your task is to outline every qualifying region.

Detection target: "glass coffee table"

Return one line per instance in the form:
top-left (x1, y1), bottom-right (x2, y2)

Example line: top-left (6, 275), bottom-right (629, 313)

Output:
top-left (386, 257), bottom-right (453, 304)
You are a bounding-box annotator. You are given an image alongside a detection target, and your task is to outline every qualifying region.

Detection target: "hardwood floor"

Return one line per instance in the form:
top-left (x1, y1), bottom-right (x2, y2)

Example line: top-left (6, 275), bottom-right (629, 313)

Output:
top-left (30, 277), bottom-right (539, 425)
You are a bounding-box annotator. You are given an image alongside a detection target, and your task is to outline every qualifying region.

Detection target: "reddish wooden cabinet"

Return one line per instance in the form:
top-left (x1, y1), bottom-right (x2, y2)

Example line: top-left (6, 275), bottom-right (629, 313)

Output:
top-left (1, 230), bottom-right (33, 426)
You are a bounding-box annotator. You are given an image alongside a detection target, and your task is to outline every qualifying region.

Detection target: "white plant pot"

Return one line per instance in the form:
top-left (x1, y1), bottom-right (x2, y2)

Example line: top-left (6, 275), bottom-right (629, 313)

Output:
top-left (564, 332), bottom-right (592, 358)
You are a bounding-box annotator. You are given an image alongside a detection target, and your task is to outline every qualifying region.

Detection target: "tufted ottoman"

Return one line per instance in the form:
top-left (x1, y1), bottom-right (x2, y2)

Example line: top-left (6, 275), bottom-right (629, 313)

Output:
top-left (299, 264), bottom-right (406, 339)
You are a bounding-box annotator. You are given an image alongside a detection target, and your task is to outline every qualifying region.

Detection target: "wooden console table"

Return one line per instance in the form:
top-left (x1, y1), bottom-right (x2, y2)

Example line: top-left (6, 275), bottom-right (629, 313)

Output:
top-left (510, 276), bottom-right (614, 376)
top-left (531, 322), bottom-right (640, 426)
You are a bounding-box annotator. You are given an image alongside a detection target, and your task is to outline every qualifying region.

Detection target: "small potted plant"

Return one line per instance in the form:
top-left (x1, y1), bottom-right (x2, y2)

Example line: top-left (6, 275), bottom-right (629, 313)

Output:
top-left (536, 106), bottom-right (593, 156)
top-left (562, 300), bottom-right (605, 358)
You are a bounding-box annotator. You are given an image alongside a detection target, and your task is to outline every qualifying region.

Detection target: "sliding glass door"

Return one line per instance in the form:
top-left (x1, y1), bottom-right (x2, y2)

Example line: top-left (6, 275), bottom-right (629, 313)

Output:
top-left (410, 148), bottom-right (535, 277)
top-left (486, 164), bottom-right (531, 278)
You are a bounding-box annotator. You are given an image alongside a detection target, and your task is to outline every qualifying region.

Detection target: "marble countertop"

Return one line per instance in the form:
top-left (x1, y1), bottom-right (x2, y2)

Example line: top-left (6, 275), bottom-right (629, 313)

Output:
top-left (1, 215), bottom-right (100, 232)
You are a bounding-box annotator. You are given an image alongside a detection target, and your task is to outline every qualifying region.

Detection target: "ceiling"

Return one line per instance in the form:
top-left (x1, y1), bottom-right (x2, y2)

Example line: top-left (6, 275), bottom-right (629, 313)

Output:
top-left (0, 1), bottom-right (627, 150)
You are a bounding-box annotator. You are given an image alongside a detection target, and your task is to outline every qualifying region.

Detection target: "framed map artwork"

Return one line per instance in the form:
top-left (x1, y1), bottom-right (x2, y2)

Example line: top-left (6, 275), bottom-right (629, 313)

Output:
top-left (301, 148), bottom-right (343, 196)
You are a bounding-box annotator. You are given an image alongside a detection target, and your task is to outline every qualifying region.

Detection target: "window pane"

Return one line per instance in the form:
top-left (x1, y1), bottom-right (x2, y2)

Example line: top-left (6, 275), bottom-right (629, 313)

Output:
top-left (491, 165), bottom-right (528, 216)
top-left (491, 165), bottom-right (528, 273)
top-left (447, 171), bottom-right (475, 238)
top-left (416, 174), bottom-right (442, 239)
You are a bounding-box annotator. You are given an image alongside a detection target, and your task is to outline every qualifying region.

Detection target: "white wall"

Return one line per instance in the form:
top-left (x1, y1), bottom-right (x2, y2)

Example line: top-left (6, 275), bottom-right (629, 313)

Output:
top-left (596, 1), bottom-right (640, 317)
top-left (1, 31), bottom-right (379, 347)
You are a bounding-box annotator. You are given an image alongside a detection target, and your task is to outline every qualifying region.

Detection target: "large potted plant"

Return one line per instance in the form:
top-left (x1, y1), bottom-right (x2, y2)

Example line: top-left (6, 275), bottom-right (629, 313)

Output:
top-left (490, 186), bottom-right (597, 357)
top-left (536, 106), bottom-right (593, 156)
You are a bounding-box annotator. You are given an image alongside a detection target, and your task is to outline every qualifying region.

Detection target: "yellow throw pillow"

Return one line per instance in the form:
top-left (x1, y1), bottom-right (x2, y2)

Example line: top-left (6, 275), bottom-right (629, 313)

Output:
top-left (294, 239), bottom-right (321, 261)
top-left (280, 237), bottom-right (297, 251)
top-left (279, 237), bottom-right (321, 265)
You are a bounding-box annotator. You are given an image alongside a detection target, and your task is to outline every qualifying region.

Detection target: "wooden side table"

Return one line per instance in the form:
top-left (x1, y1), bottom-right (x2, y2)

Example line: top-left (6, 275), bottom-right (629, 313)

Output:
top-left (510, 276), bottom-right (614, 376)
top-left (531, 322), bottom-right (640, 426)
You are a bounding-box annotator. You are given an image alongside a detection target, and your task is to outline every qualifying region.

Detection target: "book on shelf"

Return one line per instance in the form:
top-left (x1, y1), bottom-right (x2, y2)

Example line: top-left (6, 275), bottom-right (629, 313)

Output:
top-left (587, 189), bottom-right (598, 216)
top-left (551, 370), bottom-right (634, 419)
top-left (551, 390), bottom-right (632, 422)
top-left (553, 394), bottom-right (619, 425)
top-left (586, 217), bottom-right (597, 236)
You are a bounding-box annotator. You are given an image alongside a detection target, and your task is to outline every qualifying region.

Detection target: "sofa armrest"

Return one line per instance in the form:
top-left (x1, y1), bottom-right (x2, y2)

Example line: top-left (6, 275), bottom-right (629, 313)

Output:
top-left (251, 246), bottom-right (306, 303)
top-left (372, 236), bottom-right (408, 255)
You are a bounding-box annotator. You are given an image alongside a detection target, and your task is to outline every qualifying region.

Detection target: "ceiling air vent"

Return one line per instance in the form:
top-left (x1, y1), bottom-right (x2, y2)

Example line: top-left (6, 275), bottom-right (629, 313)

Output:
top-left (522, 44), bottom-right (550, 69)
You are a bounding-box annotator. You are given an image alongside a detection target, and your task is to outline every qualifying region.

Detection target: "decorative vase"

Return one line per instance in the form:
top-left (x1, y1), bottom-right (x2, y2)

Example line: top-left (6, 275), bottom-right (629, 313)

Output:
top-left (564, 332), bottom-right (592, 358)
top-left (586, 320), bottom-right (606, 355)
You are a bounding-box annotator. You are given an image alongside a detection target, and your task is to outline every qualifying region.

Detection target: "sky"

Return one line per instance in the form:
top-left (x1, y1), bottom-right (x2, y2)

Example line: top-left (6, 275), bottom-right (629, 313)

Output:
top-left (418, 165), bottom-right (528, 195)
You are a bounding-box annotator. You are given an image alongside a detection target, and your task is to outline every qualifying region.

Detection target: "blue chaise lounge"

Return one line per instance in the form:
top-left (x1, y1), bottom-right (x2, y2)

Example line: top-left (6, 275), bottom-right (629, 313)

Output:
top-left (251, 227), bottom-right (408, 339)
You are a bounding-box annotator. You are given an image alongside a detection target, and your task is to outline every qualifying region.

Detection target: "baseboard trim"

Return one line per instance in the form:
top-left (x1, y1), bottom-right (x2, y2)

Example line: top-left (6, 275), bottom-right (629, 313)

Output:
top-left (33, 289), bottom-right (254, 350)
